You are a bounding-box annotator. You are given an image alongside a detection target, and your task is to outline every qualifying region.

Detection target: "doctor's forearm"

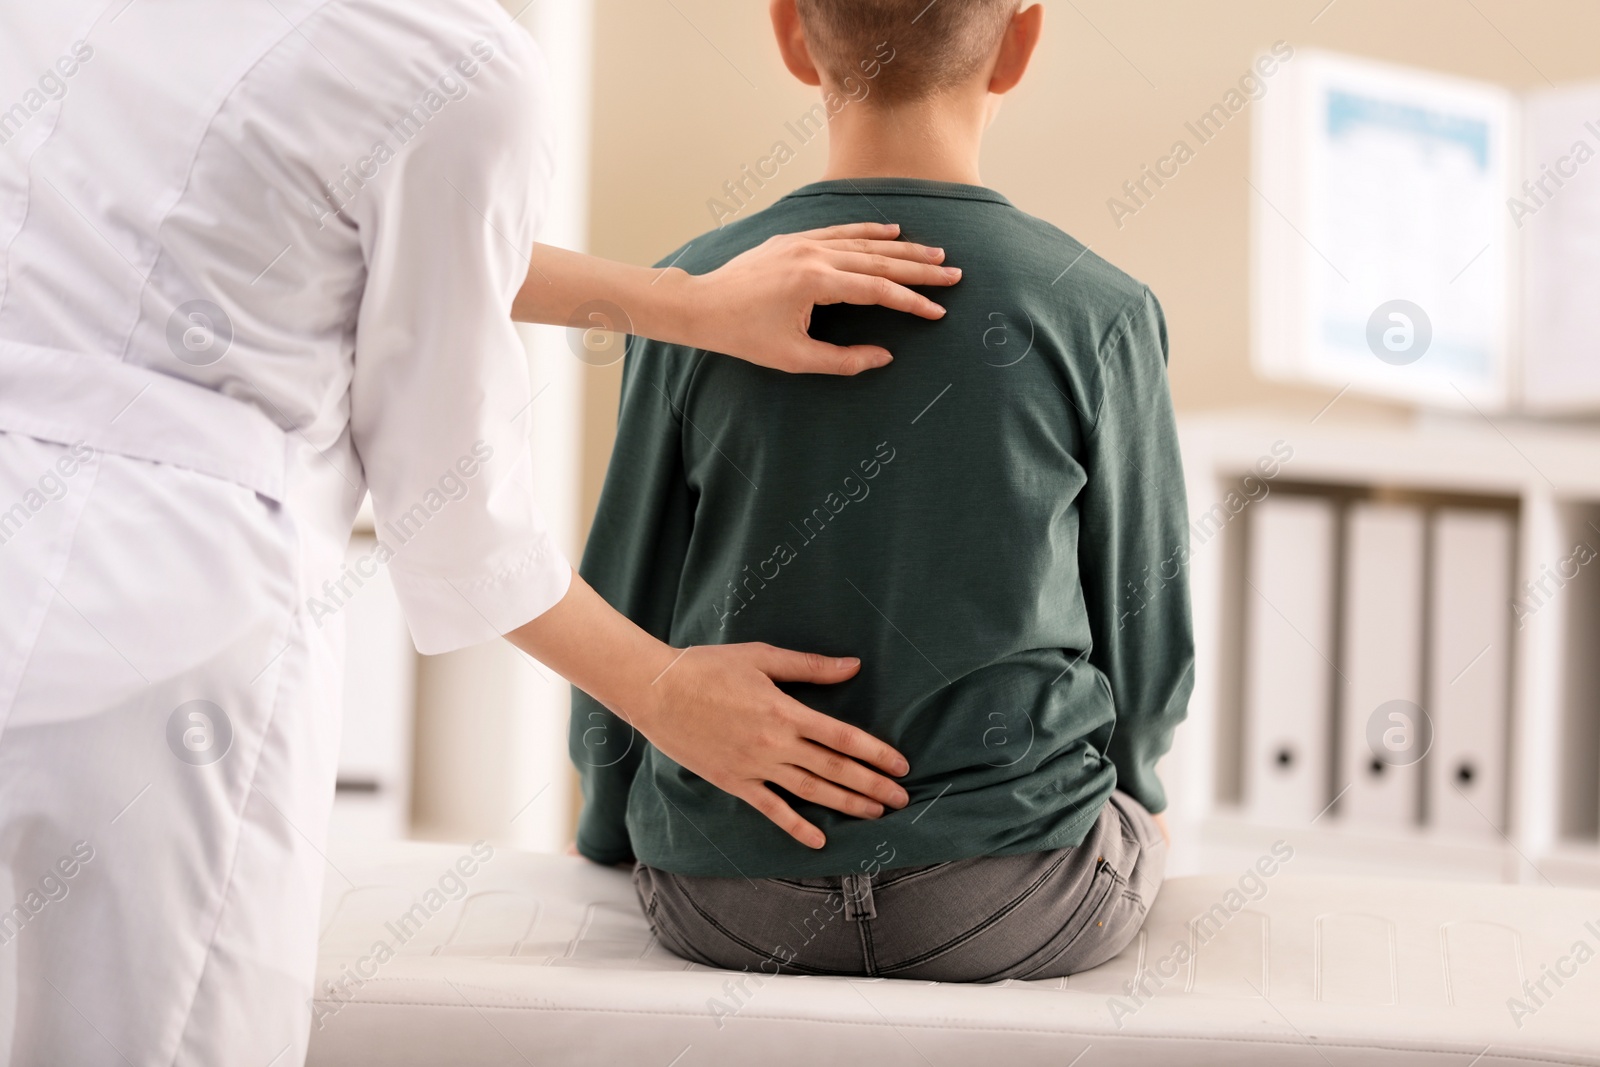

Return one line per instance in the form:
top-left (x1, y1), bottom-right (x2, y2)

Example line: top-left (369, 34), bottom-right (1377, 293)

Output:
top-left (504, 568), bottom-right (678, 726)
top-left (511, 226), bottom-right (958, 376)
top-left (512, 242), bottom-right (698, 345)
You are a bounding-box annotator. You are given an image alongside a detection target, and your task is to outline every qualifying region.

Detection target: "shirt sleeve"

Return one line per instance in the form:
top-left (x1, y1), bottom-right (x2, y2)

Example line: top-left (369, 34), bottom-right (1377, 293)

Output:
top-left (346, 32), bottom-right (571, 656)
top-left (569, 342), bottom-right (699, 865)
top-left (1077, 287), bottom-right (1195, 814)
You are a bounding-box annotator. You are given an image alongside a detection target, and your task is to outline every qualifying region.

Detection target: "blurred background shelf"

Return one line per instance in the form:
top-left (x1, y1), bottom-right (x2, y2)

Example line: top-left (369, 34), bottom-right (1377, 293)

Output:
top-left (1180, 806), bottom-right (1600, 885)
top-left (1166, 411), bottom-right (1600, 886)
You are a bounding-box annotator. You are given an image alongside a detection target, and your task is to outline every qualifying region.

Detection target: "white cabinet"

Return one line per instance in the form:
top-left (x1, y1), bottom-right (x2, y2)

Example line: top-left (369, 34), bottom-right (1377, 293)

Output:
top-left (1173, 412), bottom-right (1600, 887)
top-left (329, 530), bottom-right (417, 844)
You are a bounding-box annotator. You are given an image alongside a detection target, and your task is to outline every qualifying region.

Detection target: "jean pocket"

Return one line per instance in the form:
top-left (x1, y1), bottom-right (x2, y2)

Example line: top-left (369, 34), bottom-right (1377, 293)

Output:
top-left (873, 861), bottom-right (953, 890)
top-left (767, 875), bottom-right (845, 892)
top-left (1010, 856), bottom-right (1124, 981)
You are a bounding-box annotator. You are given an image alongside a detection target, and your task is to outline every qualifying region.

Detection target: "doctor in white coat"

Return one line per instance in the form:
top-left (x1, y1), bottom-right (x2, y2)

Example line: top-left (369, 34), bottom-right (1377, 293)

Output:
top-left (0, 1), bottom-right (959, 1064)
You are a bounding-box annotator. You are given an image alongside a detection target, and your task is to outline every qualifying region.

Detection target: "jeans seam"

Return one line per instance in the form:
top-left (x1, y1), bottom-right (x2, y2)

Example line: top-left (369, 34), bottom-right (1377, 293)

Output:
top-left (1011, 858), bottom-right (1123, 981)
top-left (858, 912), bottom-right (879, 977)
top-left (877, 850), bottom-right (1072, 975)
top-left (672, 885), bottom-right (836, 975)
top-left (873, 862), bottom-right (954, 890)
top-left (766, 878), bottom-right (843, 893)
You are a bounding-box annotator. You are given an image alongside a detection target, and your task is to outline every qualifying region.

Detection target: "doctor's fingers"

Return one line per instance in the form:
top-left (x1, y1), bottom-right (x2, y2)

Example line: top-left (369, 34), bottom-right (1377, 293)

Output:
top-left (790, 739), bottom-right (910, 811)
top-left (791, 221), bottom-right (913, 245)
top-left (815, 270), bottom-right (950, 321)
top-left (748, 643), bottom-right (864, 684)
top-left (813, 237), bottom-right (949, 267)
top-left (761, 339), bottom-right (899, 376)
top-left (821, 249), bottom-right (963, 292)
top-left (784, 698), bottom-right (910, 780)
top-left (738, 784), bottom-right (828, 849)
top-left (772, 764), bottom-right (886, 821)
top-left (744, 644), bottom-right (911, 779)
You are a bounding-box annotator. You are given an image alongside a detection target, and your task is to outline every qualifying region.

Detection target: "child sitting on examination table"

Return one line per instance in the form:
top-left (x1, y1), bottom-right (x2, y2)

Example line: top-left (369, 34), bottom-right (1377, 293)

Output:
top-left (569, 0), bottom-right (1192, 982)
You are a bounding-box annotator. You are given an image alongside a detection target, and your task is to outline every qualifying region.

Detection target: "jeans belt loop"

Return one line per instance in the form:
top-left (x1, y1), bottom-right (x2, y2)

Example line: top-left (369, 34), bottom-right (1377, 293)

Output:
top-left (841, 872), bottom-right (877, 922)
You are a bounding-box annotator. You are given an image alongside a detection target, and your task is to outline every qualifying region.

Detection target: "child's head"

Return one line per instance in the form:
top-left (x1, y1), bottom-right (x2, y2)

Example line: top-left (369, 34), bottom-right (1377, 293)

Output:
top-left (772, 0), bottom-right (1042, 110)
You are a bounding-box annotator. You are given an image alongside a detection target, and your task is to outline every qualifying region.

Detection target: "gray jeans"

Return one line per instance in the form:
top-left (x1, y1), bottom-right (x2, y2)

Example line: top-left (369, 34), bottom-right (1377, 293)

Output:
top-left (634, 791), bottom-right (1165, 983)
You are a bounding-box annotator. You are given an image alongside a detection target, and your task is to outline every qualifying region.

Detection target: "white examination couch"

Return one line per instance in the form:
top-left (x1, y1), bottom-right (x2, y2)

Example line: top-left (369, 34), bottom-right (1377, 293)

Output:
top-left (309, 841), bottom-right (1600, 1066)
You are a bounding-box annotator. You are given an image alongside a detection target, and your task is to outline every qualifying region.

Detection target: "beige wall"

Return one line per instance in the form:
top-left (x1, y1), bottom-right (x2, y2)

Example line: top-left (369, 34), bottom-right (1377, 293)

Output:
top-left (578, 0), bottom-right (1600, 537)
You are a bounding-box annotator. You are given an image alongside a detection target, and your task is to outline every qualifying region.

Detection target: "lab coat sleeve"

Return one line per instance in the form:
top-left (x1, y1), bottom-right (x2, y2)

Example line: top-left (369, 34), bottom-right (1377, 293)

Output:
top-left (569, 340), bottom-right (699, 865)
top-left (347, 33), bottom-right (571, 656)
top-left (1076, 288), bottom-right (1195, 814)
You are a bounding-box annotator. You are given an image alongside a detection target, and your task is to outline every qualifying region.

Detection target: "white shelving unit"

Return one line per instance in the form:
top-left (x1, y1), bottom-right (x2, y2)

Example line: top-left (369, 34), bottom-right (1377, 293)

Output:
top-left (1164, 411), bottom-right (1600, 888)
top-left (328, 516), bottom-right (417, 845)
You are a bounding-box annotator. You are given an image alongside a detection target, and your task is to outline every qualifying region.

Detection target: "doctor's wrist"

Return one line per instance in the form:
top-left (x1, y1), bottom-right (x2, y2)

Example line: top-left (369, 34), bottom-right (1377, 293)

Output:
top-left (503, 571), bottom-right (676, 733)
top-left (631, 267), bottom-right (698, 351)
top-left (608, 639), bottom-right (679, 734)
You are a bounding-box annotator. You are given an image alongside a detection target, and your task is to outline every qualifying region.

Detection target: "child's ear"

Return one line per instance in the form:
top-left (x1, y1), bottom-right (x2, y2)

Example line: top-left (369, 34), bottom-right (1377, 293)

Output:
top-left (989, 3), bottom-right (1044, 96)
top-left (770, 0), bottom-right (824, 87)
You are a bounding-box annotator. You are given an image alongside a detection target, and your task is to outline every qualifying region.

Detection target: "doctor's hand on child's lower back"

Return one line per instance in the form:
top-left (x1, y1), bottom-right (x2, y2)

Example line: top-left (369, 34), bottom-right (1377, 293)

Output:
top-left (514, 222), bottom-right (958, 377)
top-left (508, 572), bottom-right (911, 850)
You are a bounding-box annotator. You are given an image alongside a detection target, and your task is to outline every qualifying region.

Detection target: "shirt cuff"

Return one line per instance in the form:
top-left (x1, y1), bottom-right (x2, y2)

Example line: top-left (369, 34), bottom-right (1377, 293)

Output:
top-left (389, 537), bottom-right (573, 656)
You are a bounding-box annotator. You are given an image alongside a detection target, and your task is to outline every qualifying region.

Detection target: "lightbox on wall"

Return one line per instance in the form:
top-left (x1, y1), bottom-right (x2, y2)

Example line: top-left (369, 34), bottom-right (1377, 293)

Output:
top-left (1252, 49), bottom-right (1600, 413)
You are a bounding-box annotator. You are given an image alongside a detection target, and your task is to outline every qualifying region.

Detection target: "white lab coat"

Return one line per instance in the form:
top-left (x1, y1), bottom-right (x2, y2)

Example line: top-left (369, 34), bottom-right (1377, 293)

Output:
top-left (0, 2), bottom-right (571, 1064)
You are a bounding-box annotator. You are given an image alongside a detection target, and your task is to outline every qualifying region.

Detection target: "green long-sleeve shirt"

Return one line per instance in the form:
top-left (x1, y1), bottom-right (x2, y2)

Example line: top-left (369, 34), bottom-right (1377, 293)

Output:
top-left (572, 178), bottom-right (1193, 878)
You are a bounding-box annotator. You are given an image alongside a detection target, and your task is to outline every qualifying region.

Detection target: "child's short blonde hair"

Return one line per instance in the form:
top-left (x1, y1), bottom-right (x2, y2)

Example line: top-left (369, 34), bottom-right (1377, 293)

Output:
top-left (795, 0), bottom-right (1020, 105)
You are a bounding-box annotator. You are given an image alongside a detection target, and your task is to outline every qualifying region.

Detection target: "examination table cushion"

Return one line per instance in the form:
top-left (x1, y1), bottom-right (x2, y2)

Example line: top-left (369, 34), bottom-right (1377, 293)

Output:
top-left (308, 841), bottom-right (1600, 1066)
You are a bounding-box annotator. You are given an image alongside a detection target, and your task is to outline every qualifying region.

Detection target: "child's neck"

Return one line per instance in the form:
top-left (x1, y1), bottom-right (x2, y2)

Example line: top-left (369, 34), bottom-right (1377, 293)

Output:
top-left (819, 90), bottom-right (988, 187)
